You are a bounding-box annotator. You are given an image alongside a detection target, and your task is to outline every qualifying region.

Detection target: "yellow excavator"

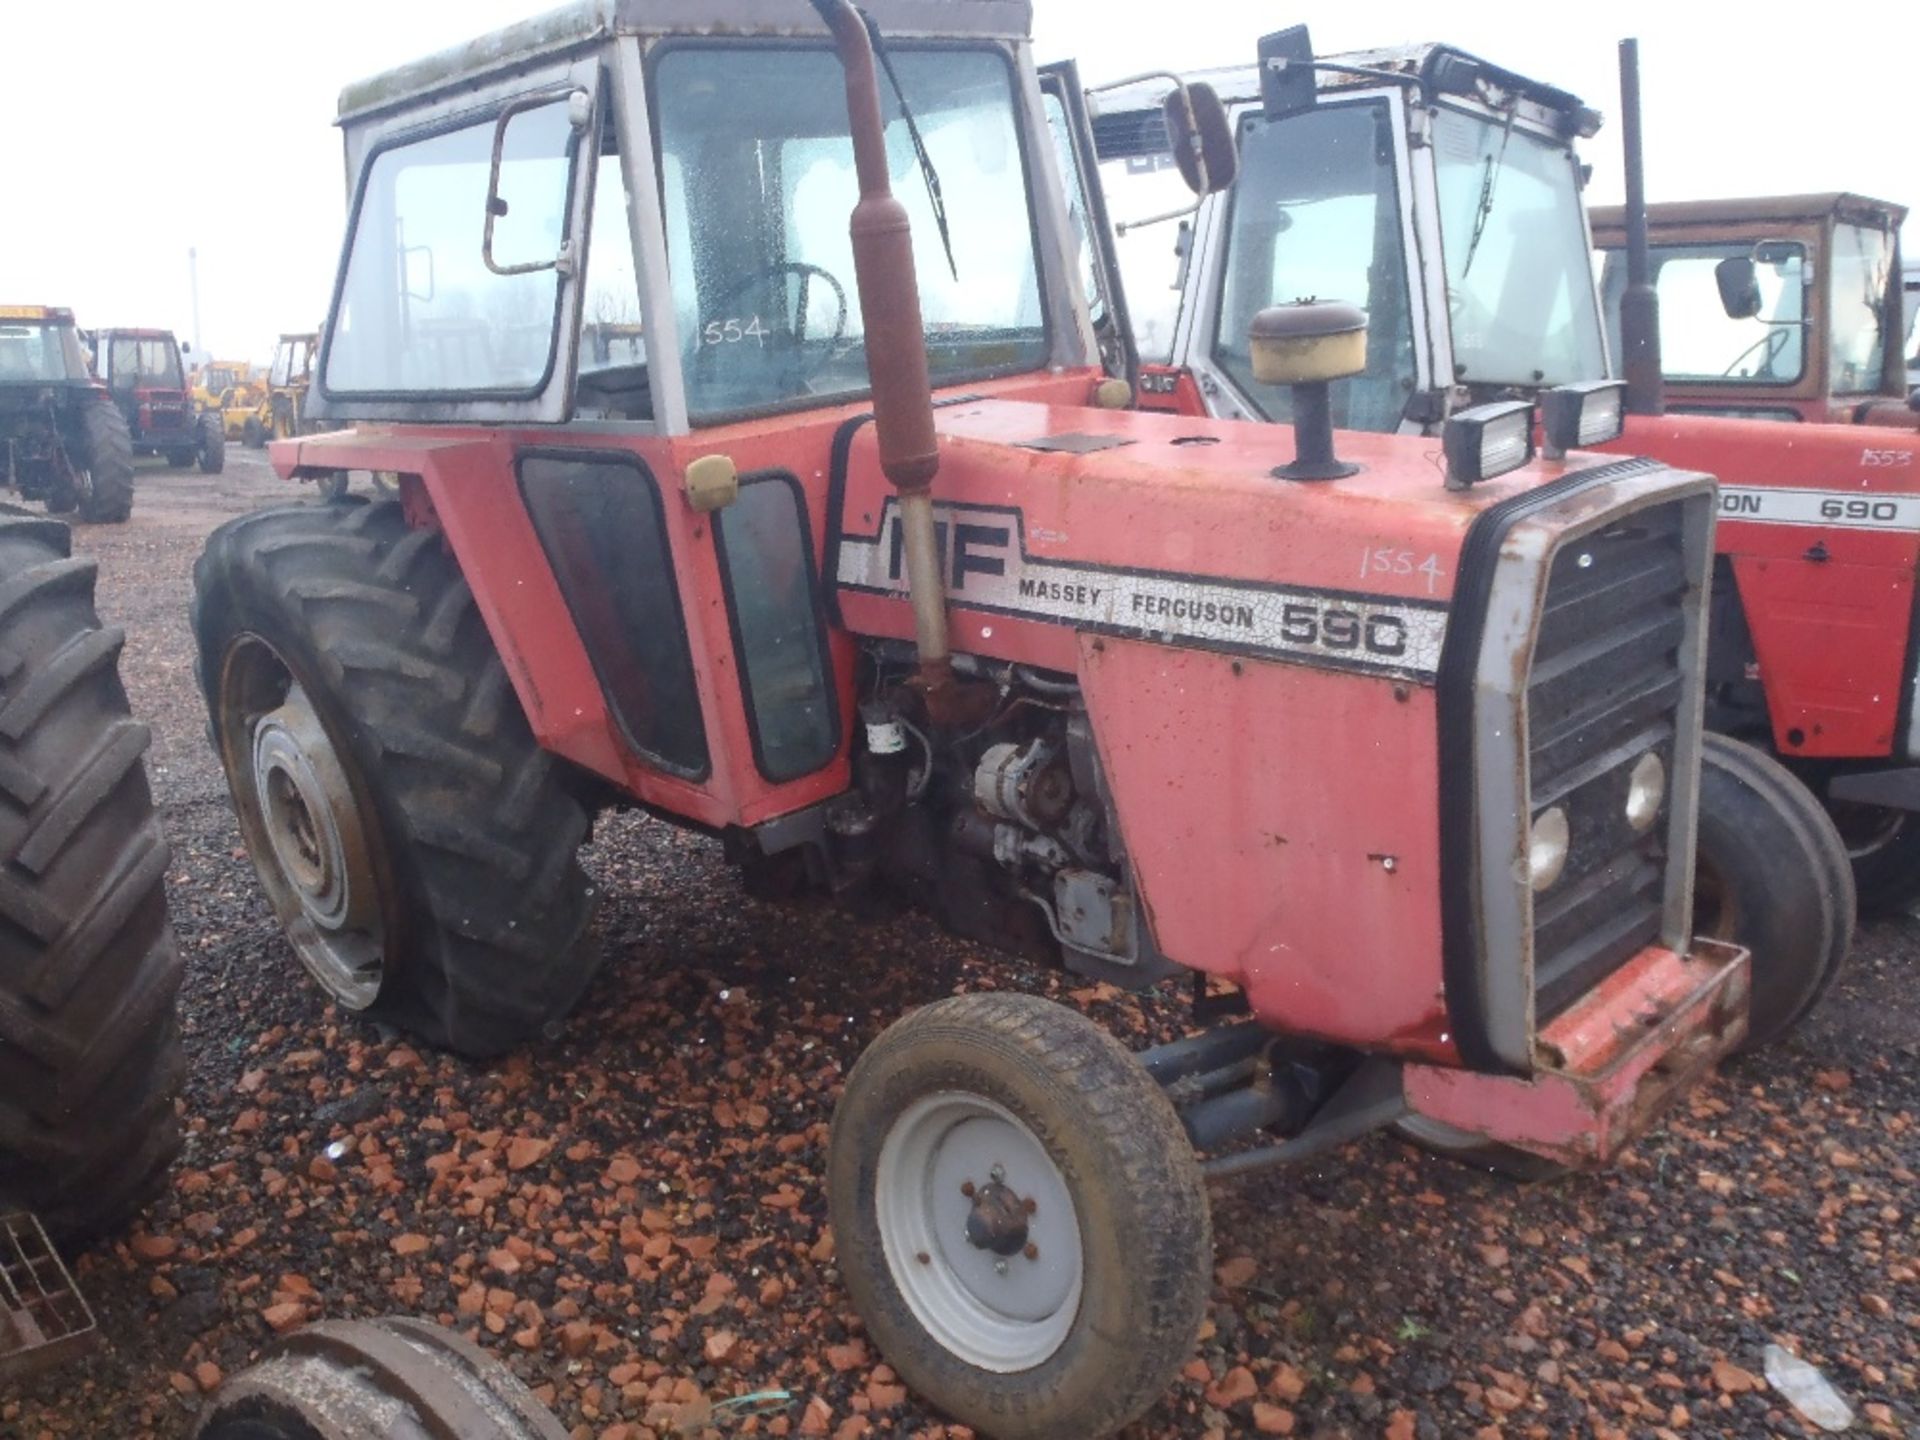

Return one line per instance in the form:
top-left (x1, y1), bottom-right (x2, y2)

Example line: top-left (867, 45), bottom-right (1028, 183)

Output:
top-left (241, 332), bottom-right (323, 446)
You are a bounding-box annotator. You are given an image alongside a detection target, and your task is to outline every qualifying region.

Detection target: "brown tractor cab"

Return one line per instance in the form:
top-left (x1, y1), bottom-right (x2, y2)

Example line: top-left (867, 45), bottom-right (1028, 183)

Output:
top-left (1592, 193), bottom-right (1916, 429)
top-left (242, 332), bottom-right (326, 448)
top-left (0, 307), bottom-right (136, 523)
top-left (193, 4), bottom-right (1759, 1434)
top-left (89, 328), bottom-right (224, 474)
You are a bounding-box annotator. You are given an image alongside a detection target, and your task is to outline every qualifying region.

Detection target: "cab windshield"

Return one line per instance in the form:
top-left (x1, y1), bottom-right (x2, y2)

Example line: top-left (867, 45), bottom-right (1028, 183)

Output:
top-left (1431, 108), bottom-right (1605, 387)
top-left (653, 43), bottom-right (1047, 422)
top-left (1211, 101), bottom-right (1417, 430)
top-left (108, 336), bottom-right (185, 390)
top-left (0, 322), bottom-right (88, 383)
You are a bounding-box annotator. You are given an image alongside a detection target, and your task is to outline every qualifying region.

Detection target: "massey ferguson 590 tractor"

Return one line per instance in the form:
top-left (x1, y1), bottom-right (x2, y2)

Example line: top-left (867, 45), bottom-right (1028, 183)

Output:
top-left (1094, 34), bottom-right (1912, 926)
top-left (194, 3), bottom-right (1775, 1434)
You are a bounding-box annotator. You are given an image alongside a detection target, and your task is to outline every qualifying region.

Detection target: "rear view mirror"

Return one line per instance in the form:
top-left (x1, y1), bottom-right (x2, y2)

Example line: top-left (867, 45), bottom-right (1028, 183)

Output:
top-left (1714, 255), bottom-right (1762, 321)
top-left (1164, 82), bottom-right (1236, 195)
top-left (1258, 25), bottom-right (1317, 119)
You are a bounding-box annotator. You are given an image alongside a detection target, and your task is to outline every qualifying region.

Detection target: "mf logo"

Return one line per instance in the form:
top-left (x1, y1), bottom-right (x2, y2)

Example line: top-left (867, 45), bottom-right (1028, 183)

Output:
top-left (884, 514), bottom-right (1012, 591)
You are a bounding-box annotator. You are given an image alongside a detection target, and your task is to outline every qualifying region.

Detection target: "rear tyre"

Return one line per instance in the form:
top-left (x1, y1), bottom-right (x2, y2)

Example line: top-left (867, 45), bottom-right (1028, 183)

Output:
top-left (242, 416), bottom-right (266, 449)
top-left (73, 401), bottom-right (134, 524)
top-left (0, 515), bottom-right (183, 1238)
top-left (191, 498), bottom-right (601, 1058)
top-left (829, 993), bottom-right (1211, 1440)
top-left (197, 412), bottom-right (226, 475)
top-left (1695, 734), bottom-right (1853, 1051)
top-left (191, 1317), bottom-right (567, 1440)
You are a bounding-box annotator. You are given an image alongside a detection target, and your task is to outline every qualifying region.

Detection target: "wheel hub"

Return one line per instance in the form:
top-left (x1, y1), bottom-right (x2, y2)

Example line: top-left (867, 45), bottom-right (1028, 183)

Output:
top-left (875, 1093), bottom-right (1084, 1373)
top-left (246, 683), bottom-right (384, 1008)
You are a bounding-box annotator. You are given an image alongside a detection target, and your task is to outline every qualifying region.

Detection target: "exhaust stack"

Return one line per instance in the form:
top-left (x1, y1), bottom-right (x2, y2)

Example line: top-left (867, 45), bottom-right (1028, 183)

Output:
top-left (808, 0), bottom-right (955, 699)
top-left (1617, 38), bottom-right (1664, 417)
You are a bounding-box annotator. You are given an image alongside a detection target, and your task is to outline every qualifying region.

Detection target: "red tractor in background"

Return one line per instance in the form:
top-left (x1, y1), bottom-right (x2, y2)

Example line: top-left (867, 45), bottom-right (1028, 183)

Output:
top-left (1590, 193), bottom-right (1916, 429)
top-left (1092, 31), bottom-right (1914, 916)
top-left (89, 326), bottom-right (225, 474)
top-left (191, 3), bottom-right (1803, 1434)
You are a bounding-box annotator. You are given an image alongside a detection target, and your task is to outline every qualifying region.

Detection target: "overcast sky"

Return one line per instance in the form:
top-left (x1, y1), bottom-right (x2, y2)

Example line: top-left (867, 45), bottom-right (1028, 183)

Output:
top-left (3, 0), bottom-right (1912, 362)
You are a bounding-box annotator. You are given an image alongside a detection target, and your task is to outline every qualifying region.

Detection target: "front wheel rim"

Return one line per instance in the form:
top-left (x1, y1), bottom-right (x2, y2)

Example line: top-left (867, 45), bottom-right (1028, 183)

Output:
top-left (874, 1092), bottom-right (1084, 1374)
top-left (224, 643), bottom-right (386, 1009)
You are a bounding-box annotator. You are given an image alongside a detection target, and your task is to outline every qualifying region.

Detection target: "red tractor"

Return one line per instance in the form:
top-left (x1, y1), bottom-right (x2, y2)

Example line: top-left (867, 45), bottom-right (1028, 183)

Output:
top-left (1590, 193), bottom-right (1916, 429)
top-left (1093, 33), bottom-right (1912, 919)
top-left (193, 4), bottom-right (1795, 1434)
top-left (90, 326), bottom-right (225, 474)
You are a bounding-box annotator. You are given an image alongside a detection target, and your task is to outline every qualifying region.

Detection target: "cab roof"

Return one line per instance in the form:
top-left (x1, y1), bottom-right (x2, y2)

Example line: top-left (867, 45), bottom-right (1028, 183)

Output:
top-left (95, 327), bottom-right (182, 340)
top-left (1090, 42), bottom-right (1594, 159)
top-left (338, 0), bottom-right (1034, 122)
top-left (0, 305), bottom-right (76, 324)
top-left (1589, 193), bottom-right (1908, 236)
top-left (1093, 42), bottom-right (1589, 123)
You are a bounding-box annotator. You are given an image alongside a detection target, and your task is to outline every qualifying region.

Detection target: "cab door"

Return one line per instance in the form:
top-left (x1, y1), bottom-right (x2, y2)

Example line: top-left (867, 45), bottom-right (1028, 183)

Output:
top-left (1038, 60), bottom-right (1138, 388)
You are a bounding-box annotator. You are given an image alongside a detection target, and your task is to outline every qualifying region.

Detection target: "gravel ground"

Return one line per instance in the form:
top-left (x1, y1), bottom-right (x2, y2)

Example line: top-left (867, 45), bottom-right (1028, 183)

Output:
top-left (2, 449), bottom-right (1915, 1439)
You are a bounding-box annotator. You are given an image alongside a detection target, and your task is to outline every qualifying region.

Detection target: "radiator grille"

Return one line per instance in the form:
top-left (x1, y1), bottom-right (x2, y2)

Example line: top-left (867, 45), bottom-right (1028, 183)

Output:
top-left (1528, 500), bottom-right (1689, 1017)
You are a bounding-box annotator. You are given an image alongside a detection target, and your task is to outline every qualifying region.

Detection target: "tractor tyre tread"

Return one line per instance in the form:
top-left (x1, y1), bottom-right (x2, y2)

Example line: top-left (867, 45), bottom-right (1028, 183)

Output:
top-left (197, 412), bottom-right (226, 475)
top-left (0, 514), bottom-right (183, 1238)
top-left (829, 991), bottom-right (1211, 1440)
top-left (190, 498), bottom-right (599, 1058)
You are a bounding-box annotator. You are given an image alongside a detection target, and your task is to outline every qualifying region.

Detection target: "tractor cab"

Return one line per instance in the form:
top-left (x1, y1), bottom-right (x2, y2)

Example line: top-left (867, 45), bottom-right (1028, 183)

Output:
top-left (1095, 40), bottom-right (1607, 431)
top-left (1592, 193), bottom-right (1914, 427)
top-left (0, 306), bottom-right (94, 388)
top-left (89, 326), bottom-right (219, 469)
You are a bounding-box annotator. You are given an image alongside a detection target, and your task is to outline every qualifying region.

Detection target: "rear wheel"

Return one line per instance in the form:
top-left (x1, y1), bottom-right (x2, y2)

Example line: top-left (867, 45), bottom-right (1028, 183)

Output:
top-left (191, 1317), bottom-right (566, 1440)
top-left (1695, 734), bottom-right (1852, 1051)
top-left (830, 993), bottom-right (1211, 1440)
top-left (191, 499), bottom-right (601, 1058)
top-left (197, 412), bottom-right (226, 475)
top-left (0, 515), bottom-right (183, 1237)
top-left (72, 401), bottom-right (134, 524)
top-left (242, 415), bottom-right (267, 449)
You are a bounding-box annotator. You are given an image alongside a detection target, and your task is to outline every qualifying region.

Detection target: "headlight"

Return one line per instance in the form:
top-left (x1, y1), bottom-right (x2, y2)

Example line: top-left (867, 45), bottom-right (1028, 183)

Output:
top-left (1625, 751), bottom-right (1665, 832)
top-left (1443, 399), bottom-right (1535, 489)
top-left (1527, 805), bottom-right (1570, 892)
top-left (1541, 380), bottom-right (1627, 457)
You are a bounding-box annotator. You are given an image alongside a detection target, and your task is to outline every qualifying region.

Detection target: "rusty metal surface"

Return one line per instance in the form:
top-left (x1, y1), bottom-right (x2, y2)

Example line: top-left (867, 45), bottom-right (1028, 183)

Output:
top-left (1401, 938), bottom-right (1749, 1167)
top-left (192, 1316), bottom-right (568, 1439)
top-left (0, 1213), bottom-right (97, 1383)
top-left (1590, 192), bottom-right (1909, 235)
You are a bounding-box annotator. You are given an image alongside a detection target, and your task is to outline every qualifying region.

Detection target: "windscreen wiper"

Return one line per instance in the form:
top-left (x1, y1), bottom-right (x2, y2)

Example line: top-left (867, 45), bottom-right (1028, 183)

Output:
top-left (859, 7), bottom-right (959, 282)
top-left (1459, 103), bottom-right (1518, 280)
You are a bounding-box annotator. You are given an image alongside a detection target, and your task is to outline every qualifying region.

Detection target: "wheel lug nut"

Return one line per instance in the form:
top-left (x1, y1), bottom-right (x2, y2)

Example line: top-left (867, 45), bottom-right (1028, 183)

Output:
top-left (960, 1180), bottom-right (975, 1198)
top-left (1021, 1197), bottom-right (1037, 1215)
top-left (989, 1164), bottom-right (1005, 1183)
top-left (1023, 1243), bottom-right (1039, 1261)
top-left (915, 1251), bottom-right (930, 1265)
top-left (994, 1260), bottom-right (1008, 1275)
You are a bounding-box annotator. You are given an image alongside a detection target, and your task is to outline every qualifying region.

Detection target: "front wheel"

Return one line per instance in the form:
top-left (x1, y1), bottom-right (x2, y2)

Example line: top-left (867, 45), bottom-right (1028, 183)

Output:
top-left (1695, 734), bottom-right (1853, 1051)
top-left (191, 499), bottom-right (602, 1057)
top-left (829, 993), bottom-right (1211, 1440)
top-left (242, 415), bottom-right (267, 448)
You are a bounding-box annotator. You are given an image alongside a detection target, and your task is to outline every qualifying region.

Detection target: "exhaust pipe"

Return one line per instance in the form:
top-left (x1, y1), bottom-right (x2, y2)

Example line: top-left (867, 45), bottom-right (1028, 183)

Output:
top-left (808, 0), bottom-right (955, 698)
top-left (1617, 38), bottom-right (1664, 417)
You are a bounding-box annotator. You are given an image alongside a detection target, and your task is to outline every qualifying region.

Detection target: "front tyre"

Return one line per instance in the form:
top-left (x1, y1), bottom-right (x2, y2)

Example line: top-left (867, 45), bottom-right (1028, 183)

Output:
top-left (1695, 734), bottom-right (1853, 1051)
top-left (829, 993), bottom-right (1210, 1440)
top-left (191, 499), bottom-right (601, 1058)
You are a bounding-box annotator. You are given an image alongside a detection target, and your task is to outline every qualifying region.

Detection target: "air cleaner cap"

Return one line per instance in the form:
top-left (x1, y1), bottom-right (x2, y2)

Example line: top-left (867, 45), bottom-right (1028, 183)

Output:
top-left (1249, 300), bottom-right (1368, 386)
